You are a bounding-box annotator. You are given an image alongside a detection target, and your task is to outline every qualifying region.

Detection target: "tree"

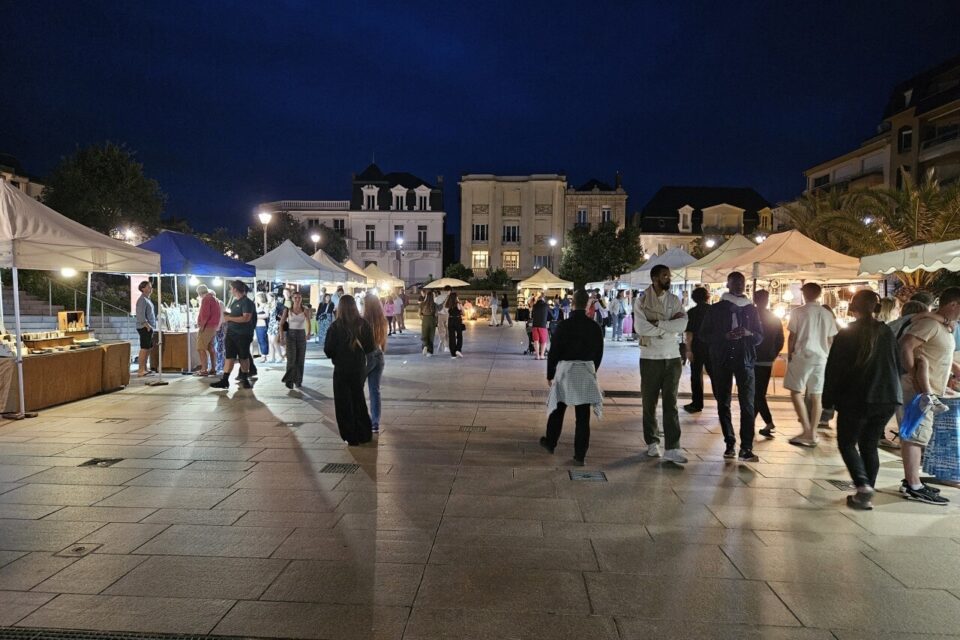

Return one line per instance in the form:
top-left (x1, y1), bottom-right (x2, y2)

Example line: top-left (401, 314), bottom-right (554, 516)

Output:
top-left (558, 222), bottom-right (644, 288)
top-left (42, 142), bottom-right (165, 235)
top-left (444, 262), bottom-right (474, 281)
top-left (471, 268), bottom-right (511, 290)
top-left (315, 224), bottom-right (349, 262)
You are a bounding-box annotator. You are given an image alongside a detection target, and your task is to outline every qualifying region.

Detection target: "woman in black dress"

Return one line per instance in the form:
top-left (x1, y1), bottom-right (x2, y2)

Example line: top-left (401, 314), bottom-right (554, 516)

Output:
top-left (323, 295), bottom-right (376, 446)
top-left (446, 291), bottom-right (464, 359)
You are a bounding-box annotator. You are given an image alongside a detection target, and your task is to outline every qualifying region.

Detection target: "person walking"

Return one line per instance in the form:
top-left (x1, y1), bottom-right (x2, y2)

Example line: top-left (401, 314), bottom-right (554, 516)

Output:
top-left (315, 293), bottom-right (335, 348)
top-left (363, 293), bottom-right (388, 434)
top-left (447, 291), bottom-right (465, 359)
top-left (634, 264), bottom-right (688, 465)
top-left (324, 295), bottom-right (376, 446)
top-left (531, 293), bottom-right (550, 360)
top-left (196, 285), bottom-right (220, 375)
top-left (396, 290), bottom-right (406, 334)
top-left (699, 272), bottom-right (764, 461)
top-left (210, 280), bottom-right (257, 390)
top-left (419, 291), bottom-right (438, 356)
top-left (683, 287), bottom-right (712, 414)
top-left (265, 293), bottom-right (282, 363)
top-left (753, 289), bottom-right (785, 438)
top-left (435, 286), bottom-right (451, 353)
top-left (784, 283), bottom-right (837, 447)
top-left (823, 290), bottom-right (903, 510)
top-left (489, 291), bottom-right (500, 326)
top-left (253, 292), bottom-right (270, 364)
top-left (279, 292), bottom-right (311, 389)
top-left (610, 290), bottom-right (627, 341)
top-left (499, 293), bottom-right (514, 326)
top-left (135, 280), bottom-right (157, 377)
top-left (212, 291), bottom-right (226, 375)
top-left (539, 289), bottom-right (604, 465)
top-left (384, 295), bottom-right (397, 335)
top-left (593, 294), bottom-right (609, 338)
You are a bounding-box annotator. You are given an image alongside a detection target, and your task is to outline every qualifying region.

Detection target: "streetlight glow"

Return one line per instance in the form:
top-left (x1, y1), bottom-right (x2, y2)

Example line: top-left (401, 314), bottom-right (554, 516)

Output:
top-left (548, 237), bottom-right (557, 247)
top-left (257, 211), bottom-right (273, 225)
top-left (60, 267), bottom-right (77, 278)
top-left (397, 237), bottom-right (404, 247)
top-left (123, 228), bottom-right (135, 240)
top-left (705, 238), bottom-right (717, 248)
top-left (755, 234), bottom-right (766, 243)
top-left (212, 277), bottom-right (223, 286)
top-left (189, 276), bottom-right (200, 286)
top-left (310, 232), bottom-right (321, 244)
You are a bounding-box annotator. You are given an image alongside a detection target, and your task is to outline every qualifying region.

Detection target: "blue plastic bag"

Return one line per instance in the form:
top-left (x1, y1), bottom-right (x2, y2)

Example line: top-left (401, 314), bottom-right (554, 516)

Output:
top-left (899, 394), bottom-right (925, 441)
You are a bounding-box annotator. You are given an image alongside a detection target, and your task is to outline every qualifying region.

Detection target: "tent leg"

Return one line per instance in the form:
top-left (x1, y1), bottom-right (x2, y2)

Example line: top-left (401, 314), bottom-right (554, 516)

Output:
top-left (3, 268), bottom-right (37, 419)
top-left (85, 272), bottom-right (92, 329)
top-left (183, 275), bottom-right (192, 374)
top-left (0, 271), bottom-right (4, 330)
top-left (147, 274), bottom-right (168, 387)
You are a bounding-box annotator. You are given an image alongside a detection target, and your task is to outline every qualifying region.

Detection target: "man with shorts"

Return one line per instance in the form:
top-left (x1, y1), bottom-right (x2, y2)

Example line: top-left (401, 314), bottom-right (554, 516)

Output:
top-left (531, 293), bottom-right (550, 360)
top-left (195, 284), bottom-right (219, 375)
top-left (135, 280), bottom-right (156, 377)
top-left (785, 283), bottom-right (837, 447)
top-left (211, 280), bottom-right (256, 390)
top-left (899, 287), bottom-right (960, 505)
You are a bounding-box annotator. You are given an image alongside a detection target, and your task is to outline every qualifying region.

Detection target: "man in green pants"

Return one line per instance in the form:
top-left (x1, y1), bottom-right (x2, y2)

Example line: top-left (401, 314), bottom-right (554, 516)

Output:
top-left (634, 264), bottom-right (688, 465)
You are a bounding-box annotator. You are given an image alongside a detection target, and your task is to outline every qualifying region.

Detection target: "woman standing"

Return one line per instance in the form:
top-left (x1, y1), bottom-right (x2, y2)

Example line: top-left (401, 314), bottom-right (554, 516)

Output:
top-left (823, 290), bottom-right (903, 510)
top-left (266, 293), bottom-right (283, 363)
top-left (419, 291), bottom-right (438, 356)
top-left (279, 292), bottom-right (312, 389)
top-left (213, 291), bottom-right (226, 375)
top-left (447, 291), bottom-right (465, 359)
top-left (324, 295), bottom-right (376, 446)
top-left (499, 293), bottom-right (513, 327)
top-left (363, 293), bottom-right (388, 434)
top-left (315, 293), bottom-right (335, 348)
top-left (489, 291), bottom-right (500, 326)
top-left (384, 295), bottom-right (397, 335)
top-left (611, 291), bottom-right (627, 341)
top-left (254, 292), bottom-right (270, 363)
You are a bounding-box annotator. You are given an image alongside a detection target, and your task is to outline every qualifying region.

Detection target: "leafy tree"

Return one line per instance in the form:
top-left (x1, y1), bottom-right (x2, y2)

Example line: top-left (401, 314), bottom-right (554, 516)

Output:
top-left (314, 224), bottom-right (349, 262)
top-left (444, 262), bottom-right (475, 281)
top-left (41, 142), bottom-right (165, 235)
top-left (471, 268), bottom-right (511, 290)
top-left (558, 222), bottom-right (643, 288)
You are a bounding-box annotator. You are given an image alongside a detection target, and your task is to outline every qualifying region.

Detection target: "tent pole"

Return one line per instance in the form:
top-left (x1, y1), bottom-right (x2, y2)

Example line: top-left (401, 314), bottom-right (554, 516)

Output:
top-left (85, 272), bottom-right (92, 329)
top-left (0, 270), bottom-right (5, 330)
top-left (174, 276), bottom-right (179, 306)
top-left (184, 275), bottom-right (192, 374)
top-left (3, 268), bottom-right (36, 419)
top-left (147, 274), bottom-right (168, 387)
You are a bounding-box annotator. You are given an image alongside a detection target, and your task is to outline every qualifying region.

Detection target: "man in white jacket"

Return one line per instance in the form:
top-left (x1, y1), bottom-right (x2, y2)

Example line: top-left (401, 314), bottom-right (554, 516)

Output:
top-left (634, 264), bottom-right (688, 464)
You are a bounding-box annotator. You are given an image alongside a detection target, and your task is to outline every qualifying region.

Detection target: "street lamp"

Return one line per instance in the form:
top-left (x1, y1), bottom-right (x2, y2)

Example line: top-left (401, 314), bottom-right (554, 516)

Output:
top-left (395, 237), bottom-right (404, 283)
top-left (310, 231), bottom-right (321, 254)
top-left (257, 210), bottom-right (273, 255)
top-left (548, 237), bottom-right (558, 270)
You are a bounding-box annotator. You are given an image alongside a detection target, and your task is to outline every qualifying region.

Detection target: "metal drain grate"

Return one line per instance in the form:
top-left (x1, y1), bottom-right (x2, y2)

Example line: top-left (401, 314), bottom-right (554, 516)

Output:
top-left (54, 543), bottom-right (100, 558)
top-left (603, 390), bottom-right (642, 398)
top-left (78, 458), bottom-right (124, 468)
top-left (529, 390), bottom-right (549, 398)
top-left (95, 418), bottom-right (129, 424)
top-left (459, 426), bottom-right (487, 433)
top-left (569, 470), bottom-right (607, 481)
top-left (319, 463), bottom-right (360, 474)
top-left (824, 479), bottom-right (855, 490)
top-left (0, 628), bottom-right (249, 640)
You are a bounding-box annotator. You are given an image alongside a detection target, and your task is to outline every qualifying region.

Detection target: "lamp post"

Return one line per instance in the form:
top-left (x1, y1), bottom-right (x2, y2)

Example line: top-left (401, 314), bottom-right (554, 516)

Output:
top-left (395, 237), bottom-right (404, 284)
top-left (310, 232), bottom-right (321, 254)
top-left (257, 211), bottom-right (273, 255)
top-left (548, 237), bottom-right (558, 271)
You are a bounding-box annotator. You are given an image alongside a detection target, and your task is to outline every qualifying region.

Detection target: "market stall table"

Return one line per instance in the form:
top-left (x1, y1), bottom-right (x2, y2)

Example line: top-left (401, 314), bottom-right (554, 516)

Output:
top-left (150, 331), bottom-right (198, 372)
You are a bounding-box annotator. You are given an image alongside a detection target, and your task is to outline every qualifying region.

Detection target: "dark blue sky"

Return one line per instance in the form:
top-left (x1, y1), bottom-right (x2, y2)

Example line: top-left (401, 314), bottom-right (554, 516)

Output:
top-left (3, 1), bottom-right (959, 237)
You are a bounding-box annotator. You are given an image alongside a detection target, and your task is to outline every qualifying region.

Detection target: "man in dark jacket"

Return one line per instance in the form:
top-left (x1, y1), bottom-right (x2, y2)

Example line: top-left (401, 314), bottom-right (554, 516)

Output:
top-left (753, 290), bottom-right (785, 438)
top-left (683, 287), bottom-right (712, 413)
top-left (699, 272), bottom-right (764, 461)
top-left (540, 289), bottom-right (604, 465)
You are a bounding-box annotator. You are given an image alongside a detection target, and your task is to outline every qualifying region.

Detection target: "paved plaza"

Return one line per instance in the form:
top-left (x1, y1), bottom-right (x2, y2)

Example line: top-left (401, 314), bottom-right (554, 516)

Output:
top-left (1, 320), bottom-right (960, 639)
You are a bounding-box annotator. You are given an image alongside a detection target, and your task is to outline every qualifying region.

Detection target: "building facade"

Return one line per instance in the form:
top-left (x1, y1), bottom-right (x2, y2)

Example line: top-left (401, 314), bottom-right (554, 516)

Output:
top-left (805, 54), bottom-right (960, 193)
top-left (564, 176), bottom-right (628, 233)
top-left (0, 154), bottom-right (44, 199)
top-left (260, 164), bottom-right (445, 285)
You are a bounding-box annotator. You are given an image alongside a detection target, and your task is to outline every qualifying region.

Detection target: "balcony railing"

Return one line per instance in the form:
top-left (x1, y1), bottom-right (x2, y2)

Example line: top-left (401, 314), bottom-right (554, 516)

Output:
top-left (502, 237), bottom-right (521, 245)
top-left (920, 127), bottom-right (960, 162)
top-left (356, 241), bottom-right (441, 252)
top-left (263, 200), bottom-right (350, 211)
top-left (702, 225), bottom-right (742, 235)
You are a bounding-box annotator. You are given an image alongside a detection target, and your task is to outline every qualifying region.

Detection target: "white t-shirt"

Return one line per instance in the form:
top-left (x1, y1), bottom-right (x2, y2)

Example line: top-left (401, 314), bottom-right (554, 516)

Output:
top-left (787, 302), bottom-right (838, 362)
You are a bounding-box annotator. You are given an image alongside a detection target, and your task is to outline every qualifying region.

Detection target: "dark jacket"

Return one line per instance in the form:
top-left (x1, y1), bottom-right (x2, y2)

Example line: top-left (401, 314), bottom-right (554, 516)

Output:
top-left (323, 318), bottom-right (375, 373)
top-left (531, 300), bottom-right (549, 328)
top-left (823, 320), bottom-right (903, 410)
top-left (755, 307), bottom-right (785, 363)
top-left (699, 298), bottom-right (764, 368)
top-left (684, 303), bottom-right (710, 355)
top-left (547, 310), bottom-right (604, 381)
top-left (500, 294), bottom-right (510, 310)
top-left (315, 301), bottom-right (335, 321)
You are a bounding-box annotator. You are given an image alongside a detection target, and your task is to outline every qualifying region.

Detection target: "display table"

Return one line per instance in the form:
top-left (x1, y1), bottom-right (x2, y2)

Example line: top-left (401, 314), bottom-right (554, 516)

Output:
top-left (923, 397), bottom-right (960, 482)
top-left (151, 331), bottom-right (198, 372)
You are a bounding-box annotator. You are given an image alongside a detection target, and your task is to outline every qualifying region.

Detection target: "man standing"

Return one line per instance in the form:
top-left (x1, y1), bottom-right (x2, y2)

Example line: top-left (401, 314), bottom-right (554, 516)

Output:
top-left (683, 287), bottom-right (712, 414)
top-left (634, 264), bottom-right (688, 464)
top-left (195, 284), bottom-right (220, 375)
top-left (531, 293), bottom-right (550, 360)
top-left (211, 280), bottom-right (257, 390)
top-left (898, 287), bottom-right (960, 505)
top-left (135, 280), bottom-right (156, 377)
top-left (753, 289), bottom-right (785, 438)
top-left (700, 272), bottom-right (764, 461)
top-left (784, 283), bottom-right (837, 447)
top-left (539, 289), bottom-right (604, 466)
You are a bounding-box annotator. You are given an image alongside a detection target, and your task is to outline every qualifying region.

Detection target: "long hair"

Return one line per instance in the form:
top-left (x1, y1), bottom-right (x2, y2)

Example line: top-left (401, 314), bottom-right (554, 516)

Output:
top-left (445, 291), bottom-right (460, 311)
top-left (850, 290), bottom-right (882, 368)
top-left (363, 293), bottom-right (389, 351)
top-left (335, 294), bottom-right (364, 349)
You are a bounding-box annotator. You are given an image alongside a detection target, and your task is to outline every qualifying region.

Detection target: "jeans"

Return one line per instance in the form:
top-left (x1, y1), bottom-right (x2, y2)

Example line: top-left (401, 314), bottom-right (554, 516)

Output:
top-left (754, 364), bottom-right (774, 426)
top-left (613, 314), bottom-right (625, 340)
top-left (689, 348), bottom-right (710, 409)
top-left (837, 403), bottom-right (896, 488)
top-left (366, 350), bottom-right (385, 428)
top-left (711, 360), bottom-right (756, 451)
top-left (255, 326), bottom-right (269, 356)
top-left (640, 358), bottom-right (682, 449)
top-left (281, 329), bottom-right (306, 385)
top-left (545, 402), bottom-right (591, 460)
top-left (421, 315), bottom-right (436, 353)
top-left (500, 308), bottom-right (513, 326)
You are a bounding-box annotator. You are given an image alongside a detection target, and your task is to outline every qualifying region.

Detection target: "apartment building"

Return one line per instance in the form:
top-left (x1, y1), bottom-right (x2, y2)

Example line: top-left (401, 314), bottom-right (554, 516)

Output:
top-left (259, 164), bottom-right (444, 285)
top-left (0, 154), bottom-right (44, 199)
top-left (564, 175), bottom-right (628, 232)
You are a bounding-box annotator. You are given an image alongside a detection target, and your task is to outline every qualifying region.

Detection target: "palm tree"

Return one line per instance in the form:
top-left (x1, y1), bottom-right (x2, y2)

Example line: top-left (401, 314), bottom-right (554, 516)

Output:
top-left (779, 189), bottom-right (851, 249)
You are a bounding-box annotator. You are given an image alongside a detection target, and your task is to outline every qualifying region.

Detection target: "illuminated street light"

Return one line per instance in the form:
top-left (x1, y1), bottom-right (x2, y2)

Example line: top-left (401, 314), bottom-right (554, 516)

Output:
top-left (705, 238), bottom-right (717, 248)
top-left (257, 210), bottom-right (273, 255)
top-left (212, 277), bottom-right (223, 287)
top-left (863, 216), bottom-right (874, 224)
top-left (60, 267), bottom-right (77, 278)
top-left (189, 276), bottom-right (200, 286)
top-left (755, 234), bottom-right (766, 243)
top-left (310, 232), bottom-right (321, 253)
top-left (548, 237), bottom-right (558, 270)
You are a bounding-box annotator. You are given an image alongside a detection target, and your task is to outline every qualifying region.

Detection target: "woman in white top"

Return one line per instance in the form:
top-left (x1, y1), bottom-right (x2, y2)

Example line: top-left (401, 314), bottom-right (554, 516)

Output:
top-left (280, 292), bottom-right (312, 389)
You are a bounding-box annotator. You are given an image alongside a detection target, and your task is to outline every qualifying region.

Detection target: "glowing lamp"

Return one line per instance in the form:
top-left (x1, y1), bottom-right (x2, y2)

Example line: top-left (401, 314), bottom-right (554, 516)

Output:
top-left (548, 237), bottom-right (557, 247)
top-left (123, 228), bottom-right (136, 240)
top-left (783, 289), bottom-right (795, 302)
top-left (257, 211), bottom-right (273, 225)
top-left (705, 238), bottom-right (716, 248)
top-left (60, 267), bottom-right (77, 278)
top-left (189, 276), bottom-right (200, 286)
top-left (397, 237), bottom-right (404, 247)
top-left (863, 216), bottom-right (874, 225)
top-left (310, 232), bottom-right (321, 244)
top-left (755, 235), bottom-right (766, 243)
top-left (212, 277), bottom-right (223, 286)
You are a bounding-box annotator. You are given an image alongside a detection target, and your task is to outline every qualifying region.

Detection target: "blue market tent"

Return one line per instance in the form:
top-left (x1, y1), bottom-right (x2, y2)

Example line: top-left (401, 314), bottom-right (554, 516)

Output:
top-left (138, 230), bottom-right (255, 277)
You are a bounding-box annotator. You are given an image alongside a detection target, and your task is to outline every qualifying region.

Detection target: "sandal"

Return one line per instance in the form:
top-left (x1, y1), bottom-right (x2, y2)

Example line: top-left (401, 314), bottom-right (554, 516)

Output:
top-left (194, 369), bottom-right (209, 377)
top-left (788, 436), bottom-right (819, 448)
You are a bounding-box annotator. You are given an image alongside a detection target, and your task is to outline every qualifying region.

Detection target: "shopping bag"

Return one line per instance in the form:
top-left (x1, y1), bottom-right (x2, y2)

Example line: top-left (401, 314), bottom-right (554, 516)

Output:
top-left (899, 394), bottom-right (925, 441)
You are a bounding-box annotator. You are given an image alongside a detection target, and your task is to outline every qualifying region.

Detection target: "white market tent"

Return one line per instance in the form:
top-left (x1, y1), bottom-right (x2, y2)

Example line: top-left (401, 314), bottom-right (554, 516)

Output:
top-left (423, 277), bottom-right (470, 289)
top-left (859, 239), bottom-right (960, 276)
top-left (701, 229), bottom-right (862, 284)
top-left (364, 263), bottom-right (404, 289)
top-left (0, 178), bottom-right (161, 417)
top-left (684, 234), bottom-right (756, 283)
top-left (517, 267), bottom-right (573, 290)
top-left (585, 280), bottom-right (631, 291)
top-left (249, 240), bottom-right (345, 284)
top-left (623, 247), bottom-right (697, 287)
top-left (342, 259), bottom-right (373, 284)
top-left (309, 249), bottom-right (363, 284)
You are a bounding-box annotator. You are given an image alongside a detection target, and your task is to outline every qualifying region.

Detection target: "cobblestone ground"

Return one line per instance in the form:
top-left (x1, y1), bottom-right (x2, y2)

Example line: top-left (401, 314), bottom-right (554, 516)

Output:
top-left (1, 320), bottom-right (960, 639)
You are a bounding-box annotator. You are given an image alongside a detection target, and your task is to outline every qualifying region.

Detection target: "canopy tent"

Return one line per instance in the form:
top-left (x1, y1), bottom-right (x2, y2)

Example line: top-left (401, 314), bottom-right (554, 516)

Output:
top-left (249, 239), bottom-right (344, 283)
top-left (309, 249), bottom-right (362, 284)
top-left (585, 280), bottom-right (631, 291)
top-left (423, 277), bottom-right (470, 289)
top-left (0, 178), bottom-right (161, 417)
top-left (701, 229), bottom-right (862, 283)
top-left (859, 239), bottom-right (960, 276)
top-left (342, 259), bottom-right (373, 284)
top-left (517, 267), bottom-right (573, 290)
top-left (683, 234), bottom-right (756, 283)
top-left (363, 263), bottom-right (405, 289)
top-left (622, 247), bottom-right (697, 287)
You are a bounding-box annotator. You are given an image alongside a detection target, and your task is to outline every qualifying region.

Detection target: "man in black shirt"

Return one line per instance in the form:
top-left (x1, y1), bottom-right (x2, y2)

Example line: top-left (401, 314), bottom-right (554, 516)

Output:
top-left (753, 290), bottom-right (785, 437)
top-left (211, 280), bottom-right (257, 390)
top-left (683, 287), bottom-right (711, 413)
top-left (531, 294), bottom-right (550, 360)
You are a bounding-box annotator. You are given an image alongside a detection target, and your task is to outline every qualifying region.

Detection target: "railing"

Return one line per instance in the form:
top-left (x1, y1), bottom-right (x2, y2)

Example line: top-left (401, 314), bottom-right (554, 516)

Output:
top-left (356, 241), bottom-right (442, 252)
top-left (262, 200), bottom-right (350, 211)
top-left (920, 127), bottom-right (960, 151)
top-left (809, 167), bottom-right (884, 193)
top-left (47, 278), bottom-right (132, 330)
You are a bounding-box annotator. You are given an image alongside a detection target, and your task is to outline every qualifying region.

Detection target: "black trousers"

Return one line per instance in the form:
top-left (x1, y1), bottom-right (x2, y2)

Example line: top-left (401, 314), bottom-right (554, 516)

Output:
top-left (448, 325), bottom-right (463, 356)
top-left (545, 402), bottom-right (591, 460)
top-left (754, 365), bottom-right (774, 426)
top-left (711, 362), bottom-right (756, 451)
top-left (333, 368), bottom-right (372, 445)
top-left (837, 403), bottom-right (896, 488)
top-left (689, 349), bottom-right (710, 409)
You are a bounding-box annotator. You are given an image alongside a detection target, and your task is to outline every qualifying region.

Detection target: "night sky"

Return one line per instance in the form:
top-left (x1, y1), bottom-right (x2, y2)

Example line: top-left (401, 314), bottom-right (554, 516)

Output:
top-left (3, 1), bottom-right (959, 241)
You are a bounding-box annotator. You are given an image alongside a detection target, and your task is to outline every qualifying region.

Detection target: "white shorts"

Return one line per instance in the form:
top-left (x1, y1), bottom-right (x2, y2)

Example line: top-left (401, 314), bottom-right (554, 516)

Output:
top-left (784, 357), bottom-right (826, 394)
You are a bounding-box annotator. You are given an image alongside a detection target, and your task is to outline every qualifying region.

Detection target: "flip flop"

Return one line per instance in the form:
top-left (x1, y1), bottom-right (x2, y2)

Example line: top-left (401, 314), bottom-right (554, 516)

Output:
top-left (788, 437), bottom-right (819, 448)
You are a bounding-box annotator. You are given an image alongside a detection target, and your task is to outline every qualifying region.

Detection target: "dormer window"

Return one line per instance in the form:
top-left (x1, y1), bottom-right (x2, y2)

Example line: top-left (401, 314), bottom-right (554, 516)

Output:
top-left (758, 207), bottom-right (772, 231)
top-left (361, 185), bottom-right (379, 211)
top-left (678, 205), bottom-right (693, 233)
top-left (414, 185), bottom-right (432, 211)
top-left (390, 185), bottom-right (408, 211)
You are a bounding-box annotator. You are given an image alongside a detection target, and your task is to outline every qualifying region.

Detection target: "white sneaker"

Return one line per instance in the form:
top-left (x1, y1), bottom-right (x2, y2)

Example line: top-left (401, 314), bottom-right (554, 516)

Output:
top-left (456, 352), bottom-right (463, 358)
top-left (646, 443), bottom-right (661, 457)
top-left (422, 347), bottom-right (428, 356)
top-left (662, 449), bottom-right (688, 465)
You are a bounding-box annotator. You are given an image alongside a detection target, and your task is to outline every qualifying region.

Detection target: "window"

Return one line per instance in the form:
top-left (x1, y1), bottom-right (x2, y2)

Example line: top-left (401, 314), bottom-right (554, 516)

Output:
top-left (333, 219), bottom-right (345, 234)
top-left (678, 206), bottom-right (692, 233)
top-left (362, 185), bottom-right (378, 210)
top-left (472, 223), bottom-right (488, 243)
top-left (759, 210), bottom-right (772, 231)
top-left (812, 174), bottom-right (830, 189)
top-left (601, 207), bottom-right (612, 223)
top-left (533, 255), bottom-right (549, 269)
top-left (393, 193), bottom-right (406, 210)
top-left (576, 208), bottom-right (588, 225)
top-left (365, 225), bottom-right (375, 249)
top-left (899, 126), bottom-right (913, 153)
top-left (418, 194), bottom-right (428, 210)
top-left (502, 251), bottom-right (520, 271)
top-left (394, 225), bottom-right (404, 244)
top-left (417, 225), bottom-right (428, 250)
top-left (471, 250), bottom-right (489, 269)
top-left (364, 260), bottom-right (377, 268)
top-left (502, 224), bottom-right (520, 243)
